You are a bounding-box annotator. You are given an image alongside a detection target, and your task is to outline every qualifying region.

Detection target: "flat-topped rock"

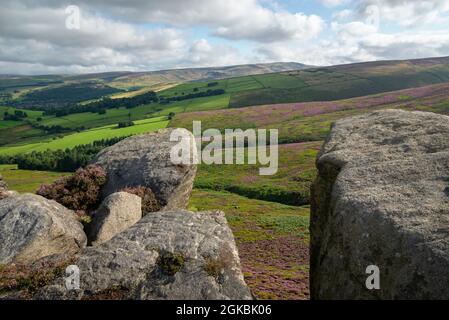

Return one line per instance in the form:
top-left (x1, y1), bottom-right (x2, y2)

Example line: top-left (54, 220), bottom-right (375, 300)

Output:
top-left (36, 210), bottom-right (252, 300)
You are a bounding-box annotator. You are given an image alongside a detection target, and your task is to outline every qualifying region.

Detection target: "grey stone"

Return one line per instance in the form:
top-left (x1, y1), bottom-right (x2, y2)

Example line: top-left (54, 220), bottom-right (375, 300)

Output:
top-left (310, 109), bottom-right (449, 299)
top-left (0, 194), bottom-right (87, 265)
top-left (36, 210), bottom-right (252, 300)
top-left (92, 128), bottom-right (197, 210)
top-left (89, 192), bottom-right (142, 246)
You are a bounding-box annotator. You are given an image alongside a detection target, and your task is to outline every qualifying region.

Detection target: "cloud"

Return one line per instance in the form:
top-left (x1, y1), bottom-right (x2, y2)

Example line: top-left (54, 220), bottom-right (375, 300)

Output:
top-left (319, 0), bottom-right (350, 7)
top-left (356, 0), bottom-right (449, 27)
top-left (0, 2), bottom-right (232, 74)
top-left (214, 12), bottom-right (325, 43)
top-left (1, 0), bottom-right (449, 74)
top-left (257, 21), bottom-right (449, 66)
top-left (17, 0), bottom-right (324, 43)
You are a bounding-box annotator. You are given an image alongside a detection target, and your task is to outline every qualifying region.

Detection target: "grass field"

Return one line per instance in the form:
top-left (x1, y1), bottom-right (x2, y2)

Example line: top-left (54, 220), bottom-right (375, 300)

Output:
top-left (0, 164), bottom-right (69, 193)
top-left (189, 189), bottom-right (310, 300)
top-left (0, 116), bottom-right (169, 155)
top-left (171, 83), bottom-right (449, 144)
top-left (3, 57), bottom-right (449, 150)
top-left (1, 57), bottom-right (449, 300)
top-left (194, 142), bottom-right (321, 206)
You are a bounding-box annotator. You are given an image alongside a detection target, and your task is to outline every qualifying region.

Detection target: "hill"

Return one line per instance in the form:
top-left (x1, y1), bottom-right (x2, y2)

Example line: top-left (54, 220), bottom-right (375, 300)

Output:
top-left (0, 62), bottom-right (308, 106)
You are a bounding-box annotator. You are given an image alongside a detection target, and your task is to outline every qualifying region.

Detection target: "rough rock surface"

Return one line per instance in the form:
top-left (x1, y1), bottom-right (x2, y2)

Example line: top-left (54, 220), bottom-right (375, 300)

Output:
top-left (311, 109), bottom-right (449, 299)
top-left (36, 210), bottom-right (252, 300)
top-left (92, 128), bottom-right (197, 210)
top-left (0, 174), bottom-right (7, 190)
top-left (88, 192), bottom-right (142, 246)
top-left (0, 194), bottom-right (87, 265)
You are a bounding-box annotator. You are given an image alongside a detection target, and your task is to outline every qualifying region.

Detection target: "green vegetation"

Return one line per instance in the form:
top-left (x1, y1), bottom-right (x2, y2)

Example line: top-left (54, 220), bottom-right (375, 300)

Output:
top-left (157, 252), bottom-right (185, 276)
top-left (189, 189), bottom-right (310, 299)
top-left (0, 164), bottom-right (69, 193)
top-left (0, 117), bottom-right (168, 156)
top-left (12, 82), bottom-right (122, 109)
top-left (0, 137), bottom-right (126, 172)
top-left (1, 57), bottom-right (449, 300)
top-left (194, 142), bottom-right (320, 206)
top-left (43, 91), bottom-right (158, 116)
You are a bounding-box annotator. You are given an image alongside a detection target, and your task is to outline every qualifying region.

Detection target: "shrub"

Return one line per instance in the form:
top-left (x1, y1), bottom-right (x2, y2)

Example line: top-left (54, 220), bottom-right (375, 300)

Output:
top-left (117, 121), bottom-right (134, 128)
top-left (37, 165), bottom-right (107, 213)
top-left (0, 256), bottom-right (75, 298)
top-left (157, 251), bottom-right (185, 276)
top-left (120, 186), bottom-right (161, 215)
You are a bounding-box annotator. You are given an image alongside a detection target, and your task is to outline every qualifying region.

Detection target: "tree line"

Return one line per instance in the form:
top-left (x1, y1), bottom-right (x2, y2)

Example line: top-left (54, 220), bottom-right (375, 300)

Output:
top-left (0, 137), bottom-right (127, 172)
top-left (3, 110), bottom-right (28, 121)
top-left (43, 91), bottom-right (159, 116)
top-left (159, 89), bottom-right (225, 104)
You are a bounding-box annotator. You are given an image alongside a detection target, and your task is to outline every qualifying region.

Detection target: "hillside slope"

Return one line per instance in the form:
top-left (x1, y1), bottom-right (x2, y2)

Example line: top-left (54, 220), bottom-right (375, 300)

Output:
top-left (229, 56), bottom-right (449, 107)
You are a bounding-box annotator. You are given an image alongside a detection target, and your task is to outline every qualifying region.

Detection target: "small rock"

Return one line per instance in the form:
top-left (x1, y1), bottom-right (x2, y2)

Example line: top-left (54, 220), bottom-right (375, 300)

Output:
top-left (88, 192), bottom-right (142, 245)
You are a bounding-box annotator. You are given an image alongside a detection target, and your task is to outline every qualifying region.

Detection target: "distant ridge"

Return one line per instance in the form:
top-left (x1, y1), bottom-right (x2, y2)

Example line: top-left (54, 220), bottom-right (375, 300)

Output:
top-left (0, 62), bottom-right (309, 83)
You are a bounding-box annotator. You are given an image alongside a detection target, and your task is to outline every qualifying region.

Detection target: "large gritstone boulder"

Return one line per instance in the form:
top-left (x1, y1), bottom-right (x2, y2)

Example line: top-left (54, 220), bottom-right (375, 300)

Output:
top-left (311, 109), bottom-right (449, 300)
top-left (92, 128), bottom-right (197, 210)
top-left (35, 210), bottom-right (252, 300)
top-left (88, 192), bottom-right (142, 246)
top-left (0, 194), bottom-right (87, 265)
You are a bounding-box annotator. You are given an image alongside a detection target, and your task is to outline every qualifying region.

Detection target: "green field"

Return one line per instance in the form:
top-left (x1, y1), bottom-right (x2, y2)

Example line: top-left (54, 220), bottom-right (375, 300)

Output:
top-left (0, 164), bottom-right (69, 193)
top-left (0, 116), bottom-right (168, 155)
top-left (171, 83), bottom-right (449, 144)
top-left (1, 57), bottom-right (449, 300)
top-left (189, 189), bottom-right (310, 300)
top-left (194, 142), bottom-right (321, 206)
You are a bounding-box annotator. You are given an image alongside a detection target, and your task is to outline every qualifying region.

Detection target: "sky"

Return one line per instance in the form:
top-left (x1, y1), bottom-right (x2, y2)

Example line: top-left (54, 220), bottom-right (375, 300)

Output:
top-left (1, 0), bottom-right (449, 75)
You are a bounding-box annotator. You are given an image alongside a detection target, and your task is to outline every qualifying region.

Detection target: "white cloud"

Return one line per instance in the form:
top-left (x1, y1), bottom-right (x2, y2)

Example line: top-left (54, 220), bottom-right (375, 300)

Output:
top-left (257, 20), bottom-right (449, 66)
top-left (214, 12), bottom-right (324, 43)
top-left (319, 0), bottom-right (350, 7)
top-left (1, 0), bottom-right (449, 74)
top-left (357, 0), bottom-right (449, 27)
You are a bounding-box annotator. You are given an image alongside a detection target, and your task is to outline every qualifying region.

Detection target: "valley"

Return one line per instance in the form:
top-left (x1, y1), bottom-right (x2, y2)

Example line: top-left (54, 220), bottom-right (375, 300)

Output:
top-left (1, 57), bottom-right (449, 300)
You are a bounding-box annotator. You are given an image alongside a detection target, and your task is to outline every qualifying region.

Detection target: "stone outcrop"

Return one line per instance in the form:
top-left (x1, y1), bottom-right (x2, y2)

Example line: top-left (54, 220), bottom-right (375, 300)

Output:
top-left (88, 192), bottom-right (142, 246)
top-left (0, 194), bottom-right (87, 265)
top-left (92, 128), bottom-right (197, 210)
top-left (311, 109), bottom-right (449, 299)
top-left (36, 210), bottom-right (252, 300)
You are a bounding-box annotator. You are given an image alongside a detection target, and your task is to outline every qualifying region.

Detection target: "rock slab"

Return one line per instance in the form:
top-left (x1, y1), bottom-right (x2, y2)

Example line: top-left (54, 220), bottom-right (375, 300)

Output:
top-left (36, 210), bottom-right (252, 300)
top-left (311, 109), bottom-right (449, 300)
top-left (88, 192), bottom-right (142, 246)
top-left (0, 194), bottom-right (87, 265)
top-left (92, 128), bottom-right (197, 210)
